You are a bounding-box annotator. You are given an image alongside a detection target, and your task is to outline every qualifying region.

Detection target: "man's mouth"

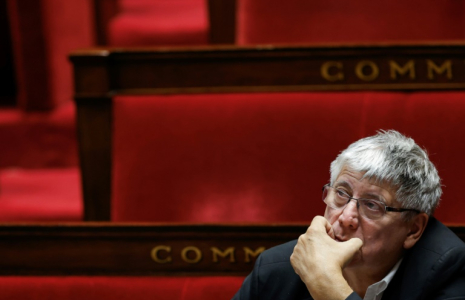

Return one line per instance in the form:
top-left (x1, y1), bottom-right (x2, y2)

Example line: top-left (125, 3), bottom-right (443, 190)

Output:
top-left (335, 236), bottom-right (345, 242)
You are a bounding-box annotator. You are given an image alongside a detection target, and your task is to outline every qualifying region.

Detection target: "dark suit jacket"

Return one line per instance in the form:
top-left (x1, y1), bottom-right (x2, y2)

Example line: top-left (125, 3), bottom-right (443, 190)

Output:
top-left (232, 218), bottom-right (465, 300)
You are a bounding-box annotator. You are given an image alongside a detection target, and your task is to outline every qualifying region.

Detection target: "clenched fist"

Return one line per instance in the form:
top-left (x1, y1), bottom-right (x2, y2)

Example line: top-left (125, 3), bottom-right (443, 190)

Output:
top-left (290, 216), bottom-right (363, 300)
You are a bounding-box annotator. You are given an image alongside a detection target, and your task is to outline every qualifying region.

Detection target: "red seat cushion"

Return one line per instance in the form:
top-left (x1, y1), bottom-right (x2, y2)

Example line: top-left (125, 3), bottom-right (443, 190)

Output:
top-left (0, 168), bottom-right (82, 222)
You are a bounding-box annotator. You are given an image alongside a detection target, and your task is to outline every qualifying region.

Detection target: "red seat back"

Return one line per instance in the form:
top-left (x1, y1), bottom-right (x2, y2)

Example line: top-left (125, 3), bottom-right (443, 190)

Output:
top-left (238, 0), bottom-right (465, 44)
top-left (112, 92), bottom-right (465, 223)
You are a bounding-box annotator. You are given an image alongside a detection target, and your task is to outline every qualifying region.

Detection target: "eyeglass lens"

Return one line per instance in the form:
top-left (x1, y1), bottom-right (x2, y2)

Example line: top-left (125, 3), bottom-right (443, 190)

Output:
top-left (322, 186), bottom-right (386, 219)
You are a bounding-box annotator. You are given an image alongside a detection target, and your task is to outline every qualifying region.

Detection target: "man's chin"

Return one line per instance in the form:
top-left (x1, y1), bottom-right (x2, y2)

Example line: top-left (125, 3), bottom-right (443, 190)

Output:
top-left (344, 251), bottom-right (363, 268)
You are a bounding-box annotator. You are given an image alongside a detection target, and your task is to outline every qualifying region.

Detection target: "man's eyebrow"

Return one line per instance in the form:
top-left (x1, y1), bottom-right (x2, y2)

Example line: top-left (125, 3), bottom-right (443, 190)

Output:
top-left (333, 181), bottom-right (351, 190)
top-left (361, 192), bottom-right (386, 203)
top-left (334, 181), bottom-right (387, 203)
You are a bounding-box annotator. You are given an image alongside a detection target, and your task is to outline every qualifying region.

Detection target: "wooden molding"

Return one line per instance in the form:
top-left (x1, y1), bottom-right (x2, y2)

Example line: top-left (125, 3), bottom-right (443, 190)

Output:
top-left (71, 43), bottom-right (465, 98)
top-left (0, 223), bottom-right (463, 275)
top-left (0, 223), bottom-right (305, 275)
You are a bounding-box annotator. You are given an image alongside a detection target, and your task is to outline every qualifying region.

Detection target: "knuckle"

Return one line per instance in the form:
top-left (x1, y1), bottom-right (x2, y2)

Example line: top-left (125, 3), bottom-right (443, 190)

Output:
top-left (306, 226), bottom-right (316, 235)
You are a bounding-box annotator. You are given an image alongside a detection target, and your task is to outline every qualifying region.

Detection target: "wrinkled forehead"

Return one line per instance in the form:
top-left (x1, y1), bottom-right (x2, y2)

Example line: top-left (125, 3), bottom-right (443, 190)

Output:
top-left (335, 165), bottom-right (399, 195)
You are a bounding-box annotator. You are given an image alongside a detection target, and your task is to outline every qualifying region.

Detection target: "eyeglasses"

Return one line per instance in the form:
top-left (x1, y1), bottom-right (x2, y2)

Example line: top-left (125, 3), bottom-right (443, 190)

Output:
top-left (322, 184), bottom-right (420, 220)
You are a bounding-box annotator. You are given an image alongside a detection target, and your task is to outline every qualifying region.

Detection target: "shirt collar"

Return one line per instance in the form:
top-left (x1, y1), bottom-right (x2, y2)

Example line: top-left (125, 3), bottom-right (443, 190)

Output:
top-left (363, 259), bottom-right (403, 300)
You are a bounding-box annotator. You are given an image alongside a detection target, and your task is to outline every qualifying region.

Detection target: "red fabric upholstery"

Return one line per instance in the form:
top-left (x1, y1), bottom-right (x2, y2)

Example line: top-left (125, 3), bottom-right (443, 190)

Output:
top-left (0, 98), bottom-right (80, 221)
top-left (0, 168), bottom-right (82, 221)
top-left (113, 93), bottom-right (364, 222)
top-left (358, 92), bottom-right (465, 224)
top-left (112, 92), bottom-right (465, 224)
top-left (108, 0), bottom-right (208, 46)
top-left (237, 0), bottom-right (465, 44)
top-left (0, 276), bottom-right (244, 300)
top-left (0, 102), bottom-right (77, 168)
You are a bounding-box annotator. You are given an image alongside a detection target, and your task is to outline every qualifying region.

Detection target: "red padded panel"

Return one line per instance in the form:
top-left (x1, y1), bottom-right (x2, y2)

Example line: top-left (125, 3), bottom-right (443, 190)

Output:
top-left (0, 276), bottom-right (244, 300)
top-left (108, 0), bottom-right (208, 46)
top-left (113, 92), bottom-right (465, 224)
top-left (112, 93), bottom-right (367, 222)
top-left (238, 0), bottom-right (465, 44)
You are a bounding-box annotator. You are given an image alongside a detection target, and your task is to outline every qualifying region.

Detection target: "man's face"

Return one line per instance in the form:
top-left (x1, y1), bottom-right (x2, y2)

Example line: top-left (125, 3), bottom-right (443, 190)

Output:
top-left (324, 167), bottom-right (412, 279)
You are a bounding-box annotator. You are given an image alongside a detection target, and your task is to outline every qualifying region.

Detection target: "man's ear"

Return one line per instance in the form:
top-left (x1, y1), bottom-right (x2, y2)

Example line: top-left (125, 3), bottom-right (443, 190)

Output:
top-left (403, 213), bottom-right (429, 249)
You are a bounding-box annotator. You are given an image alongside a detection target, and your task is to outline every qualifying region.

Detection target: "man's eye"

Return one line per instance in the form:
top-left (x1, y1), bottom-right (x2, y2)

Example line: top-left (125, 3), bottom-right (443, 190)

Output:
top-left (362, 200), bottom-right (382, 211)
top-left (336, 189), bottom-right (349, 198)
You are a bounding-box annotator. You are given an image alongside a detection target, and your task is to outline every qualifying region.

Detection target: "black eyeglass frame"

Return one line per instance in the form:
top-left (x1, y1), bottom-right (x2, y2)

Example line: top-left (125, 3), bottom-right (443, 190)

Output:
top-left (322, 184), bottom-right (421, 216)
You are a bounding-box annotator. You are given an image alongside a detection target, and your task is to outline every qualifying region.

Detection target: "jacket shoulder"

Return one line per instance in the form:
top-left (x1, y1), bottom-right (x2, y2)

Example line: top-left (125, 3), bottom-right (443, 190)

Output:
top-left (258, 239), bottom-right (297, 266)
top-left (384, 218), bottom-right (465, 299)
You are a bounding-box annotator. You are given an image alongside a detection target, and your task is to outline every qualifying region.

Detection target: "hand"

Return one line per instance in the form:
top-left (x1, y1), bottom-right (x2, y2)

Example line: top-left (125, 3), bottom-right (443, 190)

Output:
top-left (290, 216), bottom-right (363, 300)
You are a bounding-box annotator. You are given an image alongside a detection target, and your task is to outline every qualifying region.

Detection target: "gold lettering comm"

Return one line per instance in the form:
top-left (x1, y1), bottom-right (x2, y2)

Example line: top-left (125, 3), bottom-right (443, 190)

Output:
top-left (151, 246), bottom-right (266, 264)
top-left (321, 59), bottom-right (453, 82)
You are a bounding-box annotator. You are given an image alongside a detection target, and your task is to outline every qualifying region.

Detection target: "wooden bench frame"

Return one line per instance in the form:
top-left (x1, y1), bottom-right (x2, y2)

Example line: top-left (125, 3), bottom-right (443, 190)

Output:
top-left (70, 43), bottom-right (465, 221)
top-left (0, 223), bottom-right (463, 275)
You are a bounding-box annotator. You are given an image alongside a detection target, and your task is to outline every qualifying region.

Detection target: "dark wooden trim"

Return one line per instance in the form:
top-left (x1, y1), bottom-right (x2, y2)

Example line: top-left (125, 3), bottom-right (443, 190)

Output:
top-left (71, 43), bottom-right (465, 98)
top-left (0, 223), bottom-right (463, 276)
top-left (0, 223), bottom-right (305, 275)
top-left (207, 0), bottom-right (236, 44)
top-left (76, 97), bottom-right (112, 221)
top-left (72, 52), bottom-right (113, 221)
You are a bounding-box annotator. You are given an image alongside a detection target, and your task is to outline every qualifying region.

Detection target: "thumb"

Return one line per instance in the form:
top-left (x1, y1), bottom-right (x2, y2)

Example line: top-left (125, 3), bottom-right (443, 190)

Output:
top-left (344, 237), bottom-right (363, 254)
top-left (339, 238), bottom-right (363, 267)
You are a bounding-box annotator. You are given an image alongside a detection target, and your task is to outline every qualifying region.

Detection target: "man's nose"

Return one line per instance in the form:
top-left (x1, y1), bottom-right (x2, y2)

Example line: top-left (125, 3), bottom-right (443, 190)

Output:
top-left (338, 199), bottom-right (359, 229)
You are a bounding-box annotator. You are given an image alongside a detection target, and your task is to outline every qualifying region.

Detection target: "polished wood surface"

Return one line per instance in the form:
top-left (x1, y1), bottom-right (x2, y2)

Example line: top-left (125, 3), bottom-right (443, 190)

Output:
top-left (0, 223), bottom-right (463, 275)
top-left (0, 223), bottom-right (304, 275)
top-left (71, 43), bottom-right (465, 98)
top-left (76, 97), bottom-right (112, 221)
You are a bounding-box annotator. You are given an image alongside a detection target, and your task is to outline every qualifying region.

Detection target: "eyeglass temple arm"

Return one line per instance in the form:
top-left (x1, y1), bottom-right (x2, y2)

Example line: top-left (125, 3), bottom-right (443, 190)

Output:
top-left (386, 207), bottom-right (420, 213)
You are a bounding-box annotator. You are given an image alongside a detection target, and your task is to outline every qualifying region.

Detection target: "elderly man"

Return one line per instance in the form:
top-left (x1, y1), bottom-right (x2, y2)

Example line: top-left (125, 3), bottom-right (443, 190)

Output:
top-left (233, 130), bottom-right (465, 300)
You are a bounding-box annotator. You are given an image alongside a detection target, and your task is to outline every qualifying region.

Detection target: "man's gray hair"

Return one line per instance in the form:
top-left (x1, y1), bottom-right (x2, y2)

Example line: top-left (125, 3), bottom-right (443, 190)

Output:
top-left (330, 130), bottom-right (442, 216)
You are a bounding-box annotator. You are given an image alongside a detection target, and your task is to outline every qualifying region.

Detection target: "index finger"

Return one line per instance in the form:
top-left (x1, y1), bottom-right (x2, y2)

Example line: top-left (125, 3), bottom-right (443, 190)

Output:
top-left (309, 216), bottom-right (335, 239)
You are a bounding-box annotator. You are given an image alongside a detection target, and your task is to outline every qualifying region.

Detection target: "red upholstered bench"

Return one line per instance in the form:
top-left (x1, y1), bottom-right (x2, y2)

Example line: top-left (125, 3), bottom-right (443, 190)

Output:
top-left (1, 1), bottom-right (91, 221)
top-left (71, 45), bottom-right (465, 224)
